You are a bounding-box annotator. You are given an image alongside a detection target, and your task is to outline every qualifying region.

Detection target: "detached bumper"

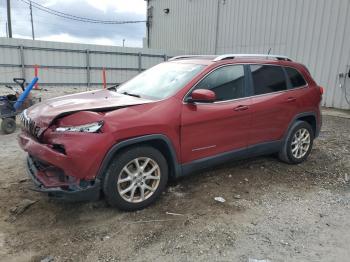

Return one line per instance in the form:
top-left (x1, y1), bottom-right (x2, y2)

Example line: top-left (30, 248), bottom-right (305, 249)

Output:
top-left (26, 156), bottom-right (101, 202)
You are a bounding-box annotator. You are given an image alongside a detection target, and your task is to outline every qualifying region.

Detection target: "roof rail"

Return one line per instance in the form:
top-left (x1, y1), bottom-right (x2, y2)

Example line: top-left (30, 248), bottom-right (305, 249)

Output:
top-left (213, 54), bottom-right (292, 62)
top-left (169, 55), bottom-right (216, 61)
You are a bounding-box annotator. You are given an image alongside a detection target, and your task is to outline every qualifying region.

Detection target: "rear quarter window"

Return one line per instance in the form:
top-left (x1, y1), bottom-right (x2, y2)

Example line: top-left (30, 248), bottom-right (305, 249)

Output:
top-left (285, 67), bottom-right (307, 88)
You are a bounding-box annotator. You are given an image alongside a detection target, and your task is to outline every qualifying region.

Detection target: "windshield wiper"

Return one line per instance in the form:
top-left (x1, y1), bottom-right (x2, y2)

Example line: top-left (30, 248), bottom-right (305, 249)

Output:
top-left (121, 91), bottom-right (141, 98)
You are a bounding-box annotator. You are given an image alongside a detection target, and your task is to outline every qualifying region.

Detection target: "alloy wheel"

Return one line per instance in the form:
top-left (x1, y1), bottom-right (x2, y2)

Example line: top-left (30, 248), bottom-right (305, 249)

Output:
top-left (291, 128), bottom-right (311, 159)
top-left (117, 157), bottom-right (161, 203)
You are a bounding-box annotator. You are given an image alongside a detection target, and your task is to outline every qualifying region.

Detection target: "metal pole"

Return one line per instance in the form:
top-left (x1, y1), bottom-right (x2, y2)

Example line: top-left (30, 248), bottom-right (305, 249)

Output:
top-left (138, 52), bottom-right (142, 73)
top-left (102, 68), bottom-right (107, 89)
top-left (123, 39), bottom-right (125, 47)
top-left (19, 45), bottom-right (25, 79)
top-left (6, 0), bottom-right (12, 38)
top-left (86, 49), bottom-right (90, 89)
top-left (29, 1), bottom-right (35, 40)
top-left (146, 0), bottom-right (151, 48)
top-left (34, 64), bottom-right (39, 89)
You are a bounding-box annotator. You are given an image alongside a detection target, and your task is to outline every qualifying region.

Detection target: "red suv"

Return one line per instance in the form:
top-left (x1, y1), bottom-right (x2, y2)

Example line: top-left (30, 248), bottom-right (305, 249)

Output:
top-left (18, 54), bottom-right (323, 210)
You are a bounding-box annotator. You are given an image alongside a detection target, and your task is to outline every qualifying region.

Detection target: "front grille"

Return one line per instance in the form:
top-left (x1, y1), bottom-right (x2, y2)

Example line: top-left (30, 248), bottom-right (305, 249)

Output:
top-left (19, 110), bottom-right (40, 137)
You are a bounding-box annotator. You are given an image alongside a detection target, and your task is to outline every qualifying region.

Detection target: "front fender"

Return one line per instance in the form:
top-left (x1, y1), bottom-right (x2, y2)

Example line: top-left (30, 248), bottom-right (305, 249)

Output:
top-left (96, 134), bottom-right (182, 180)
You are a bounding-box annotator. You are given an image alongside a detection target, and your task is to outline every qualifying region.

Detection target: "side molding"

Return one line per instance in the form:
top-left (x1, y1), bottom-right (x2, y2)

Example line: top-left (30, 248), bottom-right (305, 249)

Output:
top-left (181, 140), bottom-right (282, 177)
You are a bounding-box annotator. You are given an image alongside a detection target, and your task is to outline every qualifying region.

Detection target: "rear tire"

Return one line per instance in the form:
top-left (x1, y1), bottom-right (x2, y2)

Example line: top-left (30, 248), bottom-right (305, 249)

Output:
top-left (103, 146), bottom-right (168, 211)
top-left (278, 121), bottom-right (314, 164)
top-left (1, 118), bottom-right (16, 134)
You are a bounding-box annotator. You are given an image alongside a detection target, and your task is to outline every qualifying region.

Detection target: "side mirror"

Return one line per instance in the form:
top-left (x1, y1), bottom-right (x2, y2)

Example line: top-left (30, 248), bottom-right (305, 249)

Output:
top-left (187, 89), bottom-right (216, 103)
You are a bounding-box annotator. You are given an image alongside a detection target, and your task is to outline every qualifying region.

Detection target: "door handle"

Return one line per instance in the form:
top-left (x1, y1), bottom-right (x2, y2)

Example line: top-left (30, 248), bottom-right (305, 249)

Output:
top-left (286, 97), bottom-right (297, 103)
top-left (234, 105), bottom-right (249, 111)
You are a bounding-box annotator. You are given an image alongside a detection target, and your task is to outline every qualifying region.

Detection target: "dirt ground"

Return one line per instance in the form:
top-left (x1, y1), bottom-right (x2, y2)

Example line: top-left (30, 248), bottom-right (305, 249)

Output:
top-left (0, 87), bottom-right (349, 262)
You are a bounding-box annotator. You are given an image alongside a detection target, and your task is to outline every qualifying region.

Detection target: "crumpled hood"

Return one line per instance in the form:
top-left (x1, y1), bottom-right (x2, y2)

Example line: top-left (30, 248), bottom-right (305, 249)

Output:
top-left (26, 89), bottom-right (154, 128)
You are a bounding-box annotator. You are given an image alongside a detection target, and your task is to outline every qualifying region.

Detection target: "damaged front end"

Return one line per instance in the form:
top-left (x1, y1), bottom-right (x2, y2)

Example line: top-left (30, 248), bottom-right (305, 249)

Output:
top-left (17, 89), bottom-right (155, 201)
top-left (26, 156), bottom-right (101, 202)
top-left (18, 110), bottom-right (113, 202)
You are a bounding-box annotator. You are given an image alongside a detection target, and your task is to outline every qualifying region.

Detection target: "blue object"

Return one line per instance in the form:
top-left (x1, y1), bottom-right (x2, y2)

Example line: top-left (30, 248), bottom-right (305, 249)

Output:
top-left (14, 77), bottom-right (39, 110)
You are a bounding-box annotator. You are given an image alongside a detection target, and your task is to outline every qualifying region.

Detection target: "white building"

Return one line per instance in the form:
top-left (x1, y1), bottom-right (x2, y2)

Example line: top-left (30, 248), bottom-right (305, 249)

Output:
top-left (145, 0), bottom-right (350, 109)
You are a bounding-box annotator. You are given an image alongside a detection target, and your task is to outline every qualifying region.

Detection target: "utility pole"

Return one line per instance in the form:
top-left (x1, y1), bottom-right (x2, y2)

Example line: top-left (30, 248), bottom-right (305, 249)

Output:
top-left (29, 1), bottom-right (35, 40)
top-left (122, 39), bottom-right (125, 47)
top-left (6, 0), bottom-right (12, 38)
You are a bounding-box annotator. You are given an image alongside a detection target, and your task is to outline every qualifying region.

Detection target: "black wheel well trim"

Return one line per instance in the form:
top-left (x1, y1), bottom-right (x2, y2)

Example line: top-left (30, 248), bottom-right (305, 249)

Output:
top-left (284, 112), bottom-right (319, 140)
top-left (96, 134), bottom-right (182, 180)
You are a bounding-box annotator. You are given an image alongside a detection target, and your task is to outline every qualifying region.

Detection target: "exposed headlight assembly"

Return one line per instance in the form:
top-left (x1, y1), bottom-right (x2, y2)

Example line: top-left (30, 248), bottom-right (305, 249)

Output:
top-left (55, 121), bottom-right (104, 133)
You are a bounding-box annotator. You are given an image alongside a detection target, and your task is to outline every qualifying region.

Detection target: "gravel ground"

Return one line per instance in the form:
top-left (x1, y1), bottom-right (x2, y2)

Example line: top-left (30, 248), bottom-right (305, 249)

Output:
top-left (0, 87), bottom-right (349, 262)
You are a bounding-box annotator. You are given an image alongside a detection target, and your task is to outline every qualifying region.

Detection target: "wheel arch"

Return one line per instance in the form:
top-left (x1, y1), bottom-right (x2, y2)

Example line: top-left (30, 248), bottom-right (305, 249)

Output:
top-left (96, 134), bottom-right (181, 181)
top-left (284, 112), bottom-right (319, 140)
top-left (296, 115), bottom-right (317, 137)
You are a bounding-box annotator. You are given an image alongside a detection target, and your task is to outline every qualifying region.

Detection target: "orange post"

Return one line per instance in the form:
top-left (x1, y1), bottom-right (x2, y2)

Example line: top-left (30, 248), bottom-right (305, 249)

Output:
top-left (34, 64), bottom-right (39, 89)
top-left (102, 68), bottom-right (107, 89)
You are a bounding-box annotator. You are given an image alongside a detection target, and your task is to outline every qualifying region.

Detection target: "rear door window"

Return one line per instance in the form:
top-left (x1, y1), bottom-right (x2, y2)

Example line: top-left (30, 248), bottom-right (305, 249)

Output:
top-left (250, 65), bottom-right (287, 95)
top-left (285, 67), bottom-right (307, 88)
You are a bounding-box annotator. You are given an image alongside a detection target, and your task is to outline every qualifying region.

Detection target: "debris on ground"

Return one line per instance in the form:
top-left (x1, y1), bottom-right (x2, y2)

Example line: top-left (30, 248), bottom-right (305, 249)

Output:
top-left (101, 236), bottom-right (111, 241)
top-left (234, 194), bottom-right (241, 199)
top-left (280, 239), bottom-right (289, 246)
top-left (166, 212), bottom-right (184, 216)
top-left (167, 185), bottom-right (186, 197)
top-left (18, 178), bottom-right (29, 183)
top-left (6, 199), bottom-right (37, 222)
top-left (10, 199), bottom-right (37, 215)
top-left (214, 197), bottom-right (226, 203)
top-left (248, 259), bottom-right (271, 262)
top-left (40, 256), bottom-right (54, 262)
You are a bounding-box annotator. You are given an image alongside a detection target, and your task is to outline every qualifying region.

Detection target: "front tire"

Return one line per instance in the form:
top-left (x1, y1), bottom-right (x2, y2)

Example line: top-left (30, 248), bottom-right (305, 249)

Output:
top-left (103, 146), bottom-right (168, 211)
top-left (278, 121), bottom-right (314, 164)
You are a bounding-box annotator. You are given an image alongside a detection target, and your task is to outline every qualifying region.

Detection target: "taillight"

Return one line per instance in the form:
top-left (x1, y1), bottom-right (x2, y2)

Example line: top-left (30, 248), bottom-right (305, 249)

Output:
top-left (319, 86), bottom-right (325, 95)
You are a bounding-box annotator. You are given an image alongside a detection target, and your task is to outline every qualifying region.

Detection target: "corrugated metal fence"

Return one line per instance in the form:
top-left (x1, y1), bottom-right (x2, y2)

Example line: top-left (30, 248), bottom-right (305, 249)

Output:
top-left (0, 38), bottom-right (178, 89)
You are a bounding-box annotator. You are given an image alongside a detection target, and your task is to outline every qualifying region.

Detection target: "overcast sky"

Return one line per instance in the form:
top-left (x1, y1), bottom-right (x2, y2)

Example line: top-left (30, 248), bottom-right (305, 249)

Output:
top-left (0, 0), bottom-right (147, 47)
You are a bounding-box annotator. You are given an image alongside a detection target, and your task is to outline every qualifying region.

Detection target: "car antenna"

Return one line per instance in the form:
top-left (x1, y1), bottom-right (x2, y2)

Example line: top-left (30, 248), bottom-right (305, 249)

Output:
top-left (266, 48), bottom-right (272, 59)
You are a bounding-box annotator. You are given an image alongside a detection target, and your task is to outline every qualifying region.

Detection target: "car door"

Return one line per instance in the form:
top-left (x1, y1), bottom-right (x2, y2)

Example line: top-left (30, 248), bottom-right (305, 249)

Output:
top-left (283, 66), bottom-right (310, 116)
top-left (180, 65), bottom-right (252, 163)
top-left (248, 64), bottom-right (296, 145)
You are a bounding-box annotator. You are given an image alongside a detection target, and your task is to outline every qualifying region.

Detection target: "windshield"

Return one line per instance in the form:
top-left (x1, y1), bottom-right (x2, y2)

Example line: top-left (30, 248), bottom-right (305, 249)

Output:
top-left (117, 62), bottom-right (205, 100)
